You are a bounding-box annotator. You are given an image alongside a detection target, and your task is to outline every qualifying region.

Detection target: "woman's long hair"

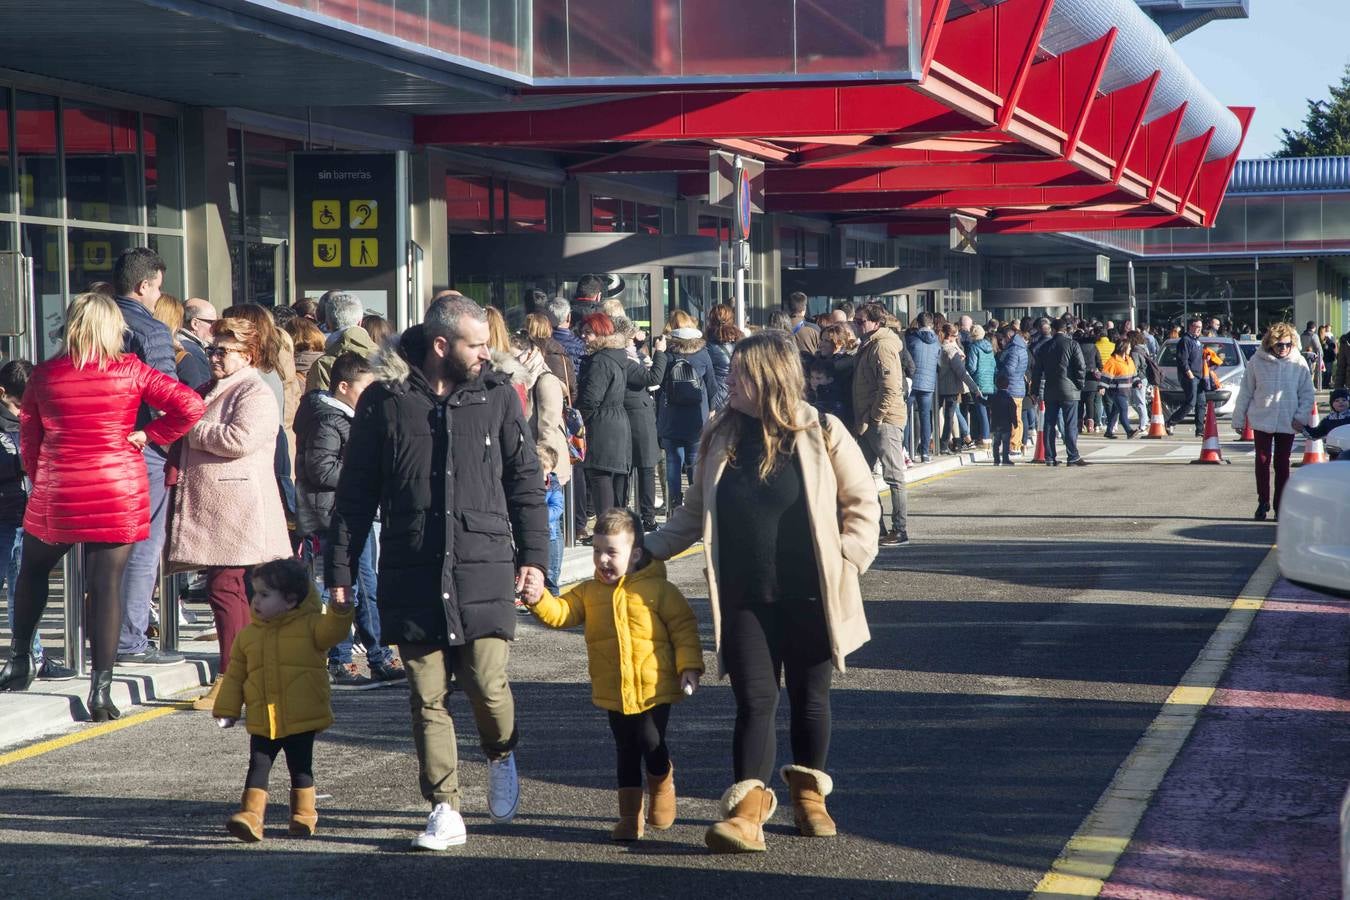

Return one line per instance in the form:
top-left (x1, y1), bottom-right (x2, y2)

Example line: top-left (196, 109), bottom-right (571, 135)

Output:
top-left (64, 292), bottom-right (126, 371)
top-left (699, 330), bottom-right (809, 482)
top-left (704, 303), bottom-right (743, 344)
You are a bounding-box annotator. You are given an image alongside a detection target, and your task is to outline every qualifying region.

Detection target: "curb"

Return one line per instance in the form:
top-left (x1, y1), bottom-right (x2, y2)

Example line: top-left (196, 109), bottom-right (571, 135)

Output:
top-left (0, 656), bottom-right (215, 751)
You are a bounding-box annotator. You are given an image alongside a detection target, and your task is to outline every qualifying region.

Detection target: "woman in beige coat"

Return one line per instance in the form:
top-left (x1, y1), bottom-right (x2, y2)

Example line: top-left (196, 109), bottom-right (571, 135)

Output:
top-left (645, 330), bottom-right (879, 855)
top-left (170, 317), bottom-right (294, 708)
top-left (508, 332), bottom-right (571, 486)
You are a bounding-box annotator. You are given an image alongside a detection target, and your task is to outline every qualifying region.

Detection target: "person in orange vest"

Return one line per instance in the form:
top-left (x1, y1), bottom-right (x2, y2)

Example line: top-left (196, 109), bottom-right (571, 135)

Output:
top-left (1100, 341), bottom-right (1140, 438)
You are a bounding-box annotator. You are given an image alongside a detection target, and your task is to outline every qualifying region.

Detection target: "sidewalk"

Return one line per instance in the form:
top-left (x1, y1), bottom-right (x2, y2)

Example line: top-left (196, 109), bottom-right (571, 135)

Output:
top-left (1099, 576), bottom-right (1350, 899)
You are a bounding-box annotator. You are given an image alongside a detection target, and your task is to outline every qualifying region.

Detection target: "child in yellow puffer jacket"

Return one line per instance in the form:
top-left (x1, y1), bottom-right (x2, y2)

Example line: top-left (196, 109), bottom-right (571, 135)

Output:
top-left (525, 507), bottom-right (704, 842)
top-left (213, 557), bottom-right (354, 843)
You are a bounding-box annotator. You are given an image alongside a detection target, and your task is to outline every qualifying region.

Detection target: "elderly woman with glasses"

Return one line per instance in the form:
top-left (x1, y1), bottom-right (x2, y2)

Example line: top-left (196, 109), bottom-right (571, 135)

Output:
top-left (1232, 322), bottom-right (1315, 521)
top-left (168, 316), bottom-right (294, 710)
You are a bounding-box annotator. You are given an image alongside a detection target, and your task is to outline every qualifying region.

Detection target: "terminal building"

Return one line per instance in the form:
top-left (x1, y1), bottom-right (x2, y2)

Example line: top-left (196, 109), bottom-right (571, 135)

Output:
top-left (2, 0), bottom-right (1327, 363)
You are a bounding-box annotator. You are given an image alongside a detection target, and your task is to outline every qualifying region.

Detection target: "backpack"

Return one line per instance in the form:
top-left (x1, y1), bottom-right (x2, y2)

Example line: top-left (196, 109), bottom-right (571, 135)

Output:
top-left (562, 403), bottom-right (586, 462)
top-left (666, 356), bottom-right (704, 407)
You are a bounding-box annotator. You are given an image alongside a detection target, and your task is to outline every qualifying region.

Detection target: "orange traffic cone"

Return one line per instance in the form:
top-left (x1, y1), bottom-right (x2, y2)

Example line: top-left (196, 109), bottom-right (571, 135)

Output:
top-left (1190, 399), bottom-right (1229, 464)
top-left (1033, 400), bottom-right (1047, 463)
top-left (1142, 387), bottom-right (1167, 439)
top-left (1301, 401), bottom-right (1327, 465)
top-left (1240, 419), bottom-right (1254, 442)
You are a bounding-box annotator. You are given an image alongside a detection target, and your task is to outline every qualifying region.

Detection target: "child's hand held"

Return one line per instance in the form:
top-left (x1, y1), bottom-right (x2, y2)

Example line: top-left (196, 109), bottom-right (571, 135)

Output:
top-left (216, 717), bottom-right (236, 728)
top-left (679, 670), bottom-right (700, 696)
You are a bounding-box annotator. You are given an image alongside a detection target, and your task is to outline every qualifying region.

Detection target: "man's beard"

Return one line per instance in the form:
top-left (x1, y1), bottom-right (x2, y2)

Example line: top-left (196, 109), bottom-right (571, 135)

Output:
top-left (443, 353), bottom-right (481, 383)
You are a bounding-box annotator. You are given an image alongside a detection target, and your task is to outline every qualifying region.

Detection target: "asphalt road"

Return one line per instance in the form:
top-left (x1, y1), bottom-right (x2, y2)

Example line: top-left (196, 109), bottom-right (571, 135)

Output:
top-left (0, 437), bottom-right (1275, 899)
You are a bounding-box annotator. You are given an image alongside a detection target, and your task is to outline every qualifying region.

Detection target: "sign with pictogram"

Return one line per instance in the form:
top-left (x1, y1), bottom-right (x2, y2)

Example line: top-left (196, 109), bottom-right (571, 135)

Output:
top-left (313, 238), bottom-right (341, 267)
top-left (312, 201), bottom-right (340, 229)
top-left (83, 241), bottom-right (113, 271)
top-left (349, 200), bottom-right (378, 229)
top-left (949, 214), bottom-right (977, 255)
top-left (350, 238), bottom-right (377, 268)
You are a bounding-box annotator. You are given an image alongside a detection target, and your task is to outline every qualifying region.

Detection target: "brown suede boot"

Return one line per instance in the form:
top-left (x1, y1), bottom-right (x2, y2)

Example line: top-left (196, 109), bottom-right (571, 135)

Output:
top-left (611, 788), bottom-right (645, 842)
top-left (704, 780), bottom-right (777, 853)
top-left (191, 676), bottom-right (223, 712)
top-left (781, 765), bottom-right (836, 837)
top-left (645, 761), bottom-right (676, 830)
top-left (288, 787), bottom-right (318, 837)
top-left (226, 788), bottom-right (267, 843)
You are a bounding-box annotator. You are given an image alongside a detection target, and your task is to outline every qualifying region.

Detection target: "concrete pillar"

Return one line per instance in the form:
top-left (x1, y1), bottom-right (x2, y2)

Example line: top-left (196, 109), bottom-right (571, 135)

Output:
top-left (1293, 259), bottom-right (1319, 330)
top-left (181, 108), bottom-right (233, 306)
top-left (409, 149), bottom-right (446, 312)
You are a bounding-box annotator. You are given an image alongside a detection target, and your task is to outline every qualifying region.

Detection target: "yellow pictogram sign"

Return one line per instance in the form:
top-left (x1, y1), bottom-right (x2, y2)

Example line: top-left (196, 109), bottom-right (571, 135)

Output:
top-left (83, 241), bottom-right (113, 271)
top-left (350, 238), bottom-right (378, 268)
top-left (312, 200), bottom-right (340, 230)
top-left (349, 200), bottom-right (378, 229)
top-left (313, 238), bottom-right (341, 268)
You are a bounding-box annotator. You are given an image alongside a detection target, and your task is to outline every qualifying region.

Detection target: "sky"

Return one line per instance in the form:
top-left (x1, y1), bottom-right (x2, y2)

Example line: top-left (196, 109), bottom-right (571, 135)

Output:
top-left (1168, 0), bottom-right (1346, 158)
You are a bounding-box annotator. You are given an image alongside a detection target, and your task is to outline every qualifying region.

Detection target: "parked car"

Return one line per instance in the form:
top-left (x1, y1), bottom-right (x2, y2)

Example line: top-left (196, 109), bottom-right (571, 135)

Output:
top-left (1157, 336), bottom-right (1246, 419)
top-left (1278, 456), bottom-right (1350, 597)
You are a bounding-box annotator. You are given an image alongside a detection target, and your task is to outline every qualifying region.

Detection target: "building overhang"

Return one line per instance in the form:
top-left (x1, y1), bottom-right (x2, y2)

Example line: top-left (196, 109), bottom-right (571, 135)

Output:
top-left (415, 0), bottom-right (1252, 235)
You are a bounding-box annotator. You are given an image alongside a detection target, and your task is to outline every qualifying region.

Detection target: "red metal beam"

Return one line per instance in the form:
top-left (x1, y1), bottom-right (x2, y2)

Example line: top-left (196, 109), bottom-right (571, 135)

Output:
top-left (1014, 29), bottom-right (1117, 160)
top-left (1190, 107), bottom-right (1256, 224)
top-left (919, 0), bottom-right (953, 76)
top-left (765, 159), bottom-right (1100, 193)
top-left (996, 0), bottom-right (1057, 130)
top-left (415, 85), bottom-right (979, 145)
top-left (765, 185), bottom-right (1127, 213)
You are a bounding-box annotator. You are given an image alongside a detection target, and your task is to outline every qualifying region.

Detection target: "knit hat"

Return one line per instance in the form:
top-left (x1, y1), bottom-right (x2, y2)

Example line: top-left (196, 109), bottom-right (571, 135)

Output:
top-left (1331, 388), bottom-right (1350, 405)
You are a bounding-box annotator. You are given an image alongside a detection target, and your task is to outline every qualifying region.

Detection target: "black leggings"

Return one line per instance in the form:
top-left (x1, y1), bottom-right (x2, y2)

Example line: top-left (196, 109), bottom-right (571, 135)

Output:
top-left (722, 599), bottom-right (833, 783)
top-left (606, 705), bottom-right (671, 789)
top-left (245, 731), bottom-right (316, 790)
top-left (10, 537), bottom-right (131, 672)
top-left (586, 470), bottom-right (624, 519)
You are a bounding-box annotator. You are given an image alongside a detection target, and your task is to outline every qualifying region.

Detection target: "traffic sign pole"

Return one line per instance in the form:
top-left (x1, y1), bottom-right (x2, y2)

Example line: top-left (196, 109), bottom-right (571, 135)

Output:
top-left (733, 158), bottom-right (751, 333)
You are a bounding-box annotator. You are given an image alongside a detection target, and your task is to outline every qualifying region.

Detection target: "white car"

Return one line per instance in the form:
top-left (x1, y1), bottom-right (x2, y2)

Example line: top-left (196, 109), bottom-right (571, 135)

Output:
top-left (1157, 337), bottom-right (1246, 419)
top-left (1278, 452), bottom-right (1350, 596)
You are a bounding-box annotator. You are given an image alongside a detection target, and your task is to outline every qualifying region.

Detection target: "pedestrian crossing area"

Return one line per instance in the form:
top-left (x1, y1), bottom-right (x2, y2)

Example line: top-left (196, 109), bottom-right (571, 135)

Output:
top-left (1050, 437), bottom-right (1302, 463)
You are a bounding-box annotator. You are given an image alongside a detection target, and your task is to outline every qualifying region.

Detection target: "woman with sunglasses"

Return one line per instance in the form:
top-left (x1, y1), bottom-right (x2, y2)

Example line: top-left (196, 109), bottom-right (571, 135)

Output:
top-left (1232, 322), bottom-right (1315, 521)
top-left (168, 317), bottom-right (294, 710)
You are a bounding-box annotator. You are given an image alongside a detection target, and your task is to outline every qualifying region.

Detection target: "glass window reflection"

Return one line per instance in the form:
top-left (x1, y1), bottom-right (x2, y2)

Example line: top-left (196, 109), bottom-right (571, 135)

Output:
top-left (16, 93), bottom-right (59, 219)
top-left (63, 102), bottom-right (140, 226)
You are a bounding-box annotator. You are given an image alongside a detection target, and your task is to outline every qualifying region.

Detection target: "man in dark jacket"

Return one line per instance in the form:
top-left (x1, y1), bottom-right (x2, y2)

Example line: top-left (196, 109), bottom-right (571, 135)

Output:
top-left (328, 296), bottom-right (547, 851)
top-left (111, 247), bottom-right (184, 665)
top-left (1167, 317), bottom-right (1207, 436)
top-left (1031, 317), bottom-right (1088, 467)
top-left (995, 326), bottom-right (1029, 451)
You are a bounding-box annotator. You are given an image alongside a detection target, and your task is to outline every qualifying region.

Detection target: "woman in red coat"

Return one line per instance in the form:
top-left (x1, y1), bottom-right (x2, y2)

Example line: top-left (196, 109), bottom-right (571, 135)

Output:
top-left (0, 292), bottom-right (203, 720)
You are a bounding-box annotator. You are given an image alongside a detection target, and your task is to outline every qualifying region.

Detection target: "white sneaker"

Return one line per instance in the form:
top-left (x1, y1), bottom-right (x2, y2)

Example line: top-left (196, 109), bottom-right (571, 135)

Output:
top-left (411, 802), bottom-right (466, 850)
top-left (487, 753), bottom-right (520, 824)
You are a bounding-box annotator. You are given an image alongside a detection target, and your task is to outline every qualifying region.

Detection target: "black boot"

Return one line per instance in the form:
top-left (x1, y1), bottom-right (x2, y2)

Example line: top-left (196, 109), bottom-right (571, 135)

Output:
top-left (0, 639), bottom-right (36, 692)
top-left (87, 670), bottom-right (121, 722)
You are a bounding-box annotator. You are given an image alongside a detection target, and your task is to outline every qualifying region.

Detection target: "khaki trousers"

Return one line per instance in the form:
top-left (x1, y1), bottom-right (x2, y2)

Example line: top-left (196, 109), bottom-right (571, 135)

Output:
top-left (1011, 397), bottom-right (1024, 448)
top-left (403, 638), bottom-right (518, 809)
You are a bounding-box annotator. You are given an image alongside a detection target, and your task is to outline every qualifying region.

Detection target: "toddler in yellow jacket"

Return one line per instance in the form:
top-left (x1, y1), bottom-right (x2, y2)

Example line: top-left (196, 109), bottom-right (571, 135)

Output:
top-left (212, 557), bottom-right (354, 843)
top-left (525, 507), bottom-right (704, 842)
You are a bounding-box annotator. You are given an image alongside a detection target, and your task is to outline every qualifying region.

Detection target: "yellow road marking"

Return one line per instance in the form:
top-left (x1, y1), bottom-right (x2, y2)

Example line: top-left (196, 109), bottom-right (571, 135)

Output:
top-left (0, 702), bottom-right (190, 768)
top-left (1030, 546), bottom-right (1280, 898)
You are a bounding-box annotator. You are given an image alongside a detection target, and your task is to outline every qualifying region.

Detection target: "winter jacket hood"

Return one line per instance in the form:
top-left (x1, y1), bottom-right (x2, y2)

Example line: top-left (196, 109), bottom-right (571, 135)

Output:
top-left (305, 325), bottom-right (378, 392)
top-left (213, 585), bottom-right (354, 739)
top-left (530, 558), bottom-right (705, 715)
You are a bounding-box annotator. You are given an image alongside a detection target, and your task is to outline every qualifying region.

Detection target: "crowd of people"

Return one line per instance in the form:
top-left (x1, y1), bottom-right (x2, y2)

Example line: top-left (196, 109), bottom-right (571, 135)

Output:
top-left (0, 253), bottom-right (1334, 854)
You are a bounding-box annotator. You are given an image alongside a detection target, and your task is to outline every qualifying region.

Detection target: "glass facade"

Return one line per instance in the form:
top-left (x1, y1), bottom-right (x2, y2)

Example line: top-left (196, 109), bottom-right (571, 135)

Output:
top-left (0, 87), bottom-right (188, 360)
top-left (264, 0), bottom-right (532, 75)
top-left (533, 0), bottom-right (917, 81)
top-left (227, 129), bottom-right (302, 306)
top-left (446, 173), bottom-right (561, 235)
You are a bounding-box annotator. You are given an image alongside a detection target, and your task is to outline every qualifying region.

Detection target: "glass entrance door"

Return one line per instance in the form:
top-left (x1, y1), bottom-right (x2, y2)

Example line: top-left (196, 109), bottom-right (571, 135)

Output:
top-left (666, 268), bottom-right (712, 327)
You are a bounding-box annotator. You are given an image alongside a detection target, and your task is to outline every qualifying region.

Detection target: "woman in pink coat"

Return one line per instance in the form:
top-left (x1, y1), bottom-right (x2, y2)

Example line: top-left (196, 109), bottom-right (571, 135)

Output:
top-left (0, 292), bottom-right (203, 720)
top-left (168, 316), bottom-right (294, 711)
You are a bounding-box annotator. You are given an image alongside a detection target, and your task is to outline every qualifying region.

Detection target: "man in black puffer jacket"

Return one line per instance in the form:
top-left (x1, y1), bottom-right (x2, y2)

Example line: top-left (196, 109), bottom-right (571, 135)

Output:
top-left (327, 296), bottom-right (547, 851)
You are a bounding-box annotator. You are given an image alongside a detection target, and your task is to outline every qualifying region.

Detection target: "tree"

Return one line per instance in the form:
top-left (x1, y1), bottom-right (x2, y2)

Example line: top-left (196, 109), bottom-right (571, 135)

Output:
top-left (1276, 64), bottom-right (1350, 158)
